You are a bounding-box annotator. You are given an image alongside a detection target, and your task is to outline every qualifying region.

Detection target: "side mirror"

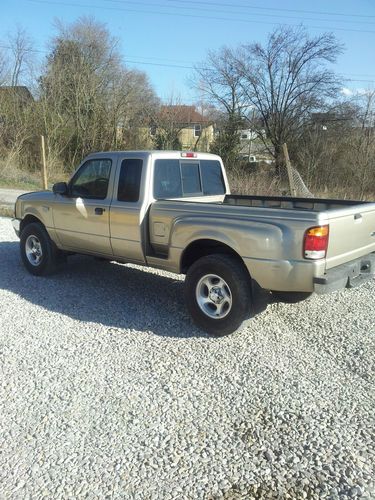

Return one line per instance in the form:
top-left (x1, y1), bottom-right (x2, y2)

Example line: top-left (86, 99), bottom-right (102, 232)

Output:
top-left (52, 182), bottom-right (68, 195)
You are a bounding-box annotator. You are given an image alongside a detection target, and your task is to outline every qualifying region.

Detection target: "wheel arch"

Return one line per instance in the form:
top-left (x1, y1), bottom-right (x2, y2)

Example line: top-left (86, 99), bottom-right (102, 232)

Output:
top-left (20, 214), bottom-right (46, 234)
top-left (180, 238), bottom-right (250, 276)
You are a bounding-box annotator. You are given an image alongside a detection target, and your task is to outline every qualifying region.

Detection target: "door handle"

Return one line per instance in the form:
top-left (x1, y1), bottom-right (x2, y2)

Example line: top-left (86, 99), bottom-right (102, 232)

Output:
top-left (95, 207), bottom-right (105, 215)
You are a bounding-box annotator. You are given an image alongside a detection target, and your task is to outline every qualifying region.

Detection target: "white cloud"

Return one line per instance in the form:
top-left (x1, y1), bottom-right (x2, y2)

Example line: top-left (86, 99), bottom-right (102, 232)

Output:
top-left (340, 87), bottom-right (372, 98)
top-left (341, 87), bottom-right (354, 97)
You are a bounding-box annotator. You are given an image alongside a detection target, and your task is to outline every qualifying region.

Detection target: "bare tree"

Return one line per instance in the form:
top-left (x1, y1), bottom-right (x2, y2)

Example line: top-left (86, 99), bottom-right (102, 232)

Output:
top-left (290, 95), bottom-right (375, 199)
top-left (150, 99), bottom-right (184, 150)
top-left (194, 26), bottom-right (343, 174)
top-left (111, 68), bottom-right (158, 149)
top-left (234, 27), bottom-right (343, 173)
top-left (8, 26), bottom-right (34, 87)
top-left (348, 91), bottom-right (375, 198)
top-left (193, 48), bottom-right (246, 164)
top-left (0, 48), bottom-right (8, 85)
top-left (39, 17), bottom-right (157, 169)
top-left (0, 27), bottom-right (37, 175)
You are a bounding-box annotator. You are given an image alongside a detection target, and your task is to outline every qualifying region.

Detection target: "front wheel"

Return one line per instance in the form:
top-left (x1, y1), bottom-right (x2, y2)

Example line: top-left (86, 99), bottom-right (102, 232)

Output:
top-left (184, 254), bottom-right (253, 336)
top-left (20, 222), bottom-right (61, 276)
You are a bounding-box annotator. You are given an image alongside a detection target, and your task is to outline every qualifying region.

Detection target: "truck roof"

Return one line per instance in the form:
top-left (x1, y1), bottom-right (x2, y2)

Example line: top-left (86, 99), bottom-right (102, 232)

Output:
top-left (85, 150), bottom-right (222, 161)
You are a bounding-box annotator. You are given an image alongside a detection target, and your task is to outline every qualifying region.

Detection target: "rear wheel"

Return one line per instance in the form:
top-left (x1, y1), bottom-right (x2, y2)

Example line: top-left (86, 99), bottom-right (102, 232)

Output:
top-left (184, 254), bottom-right (252, 336)
top-left (20, 222), bottom-right (62, 276)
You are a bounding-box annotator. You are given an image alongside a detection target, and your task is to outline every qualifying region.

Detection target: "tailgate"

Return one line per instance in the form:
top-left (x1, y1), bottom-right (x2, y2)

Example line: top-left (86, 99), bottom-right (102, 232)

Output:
top-left (325, 203), bottom-right (375, 269)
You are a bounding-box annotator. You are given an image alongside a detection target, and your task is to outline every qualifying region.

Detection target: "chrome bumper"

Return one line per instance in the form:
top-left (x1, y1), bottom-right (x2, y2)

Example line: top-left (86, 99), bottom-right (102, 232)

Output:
top-left (12, 218), bottom-right (21, 237)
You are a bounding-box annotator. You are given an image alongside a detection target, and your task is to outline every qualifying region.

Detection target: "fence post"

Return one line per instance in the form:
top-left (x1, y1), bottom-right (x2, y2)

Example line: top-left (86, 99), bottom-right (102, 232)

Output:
top-left (41, 135), bottom-right (48, 190)
top-left (282, 143), bottom-right (297, 197)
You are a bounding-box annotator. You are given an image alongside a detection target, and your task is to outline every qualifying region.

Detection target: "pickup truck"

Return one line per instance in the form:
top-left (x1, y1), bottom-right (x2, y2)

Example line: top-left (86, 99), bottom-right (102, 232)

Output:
top-left (12, 150), bottom-right (375, 336)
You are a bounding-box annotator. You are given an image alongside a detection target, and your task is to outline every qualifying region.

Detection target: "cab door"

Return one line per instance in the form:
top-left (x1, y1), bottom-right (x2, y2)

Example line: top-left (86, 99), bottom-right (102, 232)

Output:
top-left (53, 157), bottom-right (115, 255)
top-left (110, 157), bottom-right (146, 263)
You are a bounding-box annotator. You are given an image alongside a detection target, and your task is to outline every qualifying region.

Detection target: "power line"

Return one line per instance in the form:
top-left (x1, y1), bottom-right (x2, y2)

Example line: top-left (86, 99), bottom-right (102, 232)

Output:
top-left (0, 44), bottom-right (374, 83)
top-left (344, 79), bottom-right (375, 84)
top-left (126, 59), bottom-right (193, 70)
top-left (342, 72), bottom-right (375, 78)
top-left (165, 0), bottom-right (375, 19)
top-left (0, 43), bottom-right (196, 69)
top-left (0, 44), bottom-right (45, 54)
top-left (102, 0), bottom-right (375, 26)
top-left (126, 54), bottom-right (195, 65)
top-left (25, 0), bottom-right (375, 34)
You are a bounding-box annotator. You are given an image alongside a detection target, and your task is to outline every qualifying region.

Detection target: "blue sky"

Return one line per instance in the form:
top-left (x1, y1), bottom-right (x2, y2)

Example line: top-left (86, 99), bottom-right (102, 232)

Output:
top-left (1, 0), bottom-right (375, 102)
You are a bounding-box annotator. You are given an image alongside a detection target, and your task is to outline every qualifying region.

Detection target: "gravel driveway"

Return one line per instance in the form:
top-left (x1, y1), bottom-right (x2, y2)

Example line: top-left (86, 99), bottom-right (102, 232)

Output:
top-left (0, 216), bottom-right (374, 499)
top-left (0, 188), bottom-right (28, 206)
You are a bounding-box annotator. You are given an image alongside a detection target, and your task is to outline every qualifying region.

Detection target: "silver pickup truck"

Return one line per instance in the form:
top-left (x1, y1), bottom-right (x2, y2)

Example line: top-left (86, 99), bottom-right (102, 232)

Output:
top-left (12, 150), bottom-right (375, 335)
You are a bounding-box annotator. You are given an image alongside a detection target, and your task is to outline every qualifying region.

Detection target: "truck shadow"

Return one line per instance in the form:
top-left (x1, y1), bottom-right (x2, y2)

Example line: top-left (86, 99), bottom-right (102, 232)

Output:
top-left (0, 241), bottom-right (269, 338)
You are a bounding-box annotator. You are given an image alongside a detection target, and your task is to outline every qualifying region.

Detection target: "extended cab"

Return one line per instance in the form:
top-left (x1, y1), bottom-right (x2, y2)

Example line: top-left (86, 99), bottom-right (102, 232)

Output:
top-left (12, 151), bottom-right (375, 335)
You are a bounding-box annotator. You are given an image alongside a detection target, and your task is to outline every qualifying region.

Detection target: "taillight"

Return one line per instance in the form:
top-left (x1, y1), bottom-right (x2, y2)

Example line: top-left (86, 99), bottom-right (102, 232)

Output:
top-left (303, 225), bottom-right (329, 259)
top-left (181, 152), bottom-right (197, 158)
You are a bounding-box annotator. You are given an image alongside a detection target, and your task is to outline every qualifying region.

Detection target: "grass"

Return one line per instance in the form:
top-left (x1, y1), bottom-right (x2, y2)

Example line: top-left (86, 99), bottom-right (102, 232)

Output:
top-left (0, 175), bottom-right (42, 191)
top-left (227, 164), bottom-right (285, 197)
top-left (0, 161), bottom-right (373, 201)
top-left (0, 158), bottom-right (66, 191)
top-left (227, 164), bottom-right (375, 201)
top-left (0, 161), bottom-right (43, 191)
top-left (0, 205), bottom-right (14, 218)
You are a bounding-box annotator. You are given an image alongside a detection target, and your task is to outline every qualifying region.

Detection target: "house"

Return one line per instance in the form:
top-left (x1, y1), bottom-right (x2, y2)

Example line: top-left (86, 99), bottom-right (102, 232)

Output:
top-left (238, 128), bottom-right (274, 164)
top-left (310, 112), bottom-right (356, 130)
top-left (149, 105), bottom-right (215, 151)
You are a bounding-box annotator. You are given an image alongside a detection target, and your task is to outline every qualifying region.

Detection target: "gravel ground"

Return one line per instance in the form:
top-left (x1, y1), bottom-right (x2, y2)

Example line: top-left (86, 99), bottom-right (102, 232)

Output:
top-left (0, 188), bottom-right (27, 205)
top-left (0, 216), bottom-right (374, 499)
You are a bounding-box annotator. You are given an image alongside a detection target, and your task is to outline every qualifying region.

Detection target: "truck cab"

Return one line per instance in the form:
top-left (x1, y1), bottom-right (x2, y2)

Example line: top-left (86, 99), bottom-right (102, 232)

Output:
top-left (47, 151), bottom-right (229, 266)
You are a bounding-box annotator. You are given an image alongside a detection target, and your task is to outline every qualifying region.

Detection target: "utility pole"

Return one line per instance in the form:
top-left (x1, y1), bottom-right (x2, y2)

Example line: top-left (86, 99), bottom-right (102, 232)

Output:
top-left (41, 135), bottom-right (48, 190)
top-left (282, 143), bottom-right (297, 197)
top-left (248, 108), bottom-right (256, 160)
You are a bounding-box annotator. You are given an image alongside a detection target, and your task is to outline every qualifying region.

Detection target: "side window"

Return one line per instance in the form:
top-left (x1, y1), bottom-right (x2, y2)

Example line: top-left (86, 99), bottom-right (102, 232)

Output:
top-left (154, 159), bottom-right (182, 199)
top-left (117, 159), bottom-right (143, 202)
top-left (70, 159), bottom-right (111, 199)
top-left (181, 162), bottom-right (202, 195)
top-left (200, 160), bottom-right (225, 195)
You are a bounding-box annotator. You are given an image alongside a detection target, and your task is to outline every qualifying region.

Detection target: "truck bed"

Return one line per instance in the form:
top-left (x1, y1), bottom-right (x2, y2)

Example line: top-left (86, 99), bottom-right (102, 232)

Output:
top-left (150, 193), bottom-right (375, 280)
top-left (223, 194), bottom-right (371, 212)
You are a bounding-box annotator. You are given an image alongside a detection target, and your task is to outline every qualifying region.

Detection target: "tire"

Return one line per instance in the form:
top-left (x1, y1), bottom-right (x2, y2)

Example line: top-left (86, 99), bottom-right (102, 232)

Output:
top-left (271, 291), bottom-right (312, 304)
top-left (184, 254), bottom-right (252, 336)
top-left (20, 222), bottom-right (61, 276)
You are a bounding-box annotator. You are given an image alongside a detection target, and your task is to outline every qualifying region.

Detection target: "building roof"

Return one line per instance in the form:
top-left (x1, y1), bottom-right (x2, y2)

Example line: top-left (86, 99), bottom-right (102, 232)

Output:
top-left (311, 112), bottom-right (352, 124)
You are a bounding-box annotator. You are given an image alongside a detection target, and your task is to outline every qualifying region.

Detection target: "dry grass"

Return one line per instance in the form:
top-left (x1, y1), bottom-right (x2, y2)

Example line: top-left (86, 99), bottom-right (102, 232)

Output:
top-left (313, 186), bottom-right (375, 202)
top-left (227, 163), bottom-right (375, 201)
top-left (0, 206), bottom-right (14, 218)
top-left (0, 156), bottom-right (373, 202)
top-left (228, 164), bottom-right (288, 197)
top-left (0, 156), bottom-right (67, 191)
top-left (0, 160), bottom-right (41, 190)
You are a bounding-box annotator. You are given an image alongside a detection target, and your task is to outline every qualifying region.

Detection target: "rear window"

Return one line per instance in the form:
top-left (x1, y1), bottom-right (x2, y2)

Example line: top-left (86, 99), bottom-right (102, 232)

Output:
top-left (181, 162), bottom-right (201, 195)
top-left (200, 160), bottom-right (225, 195)
top-left (154, 159), bottom-right (225, 199)
top-left (154, 159), bottom-right (182, 199)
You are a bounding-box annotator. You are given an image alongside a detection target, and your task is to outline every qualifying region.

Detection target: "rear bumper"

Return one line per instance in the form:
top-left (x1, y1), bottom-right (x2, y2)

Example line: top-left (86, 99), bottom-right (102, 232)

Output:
top-left (314, 252), bottom-right (375, 294)
top-left (243, 257), bottom-right (325, 292)
top-left (12, 218), bottom-right (21, 237)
